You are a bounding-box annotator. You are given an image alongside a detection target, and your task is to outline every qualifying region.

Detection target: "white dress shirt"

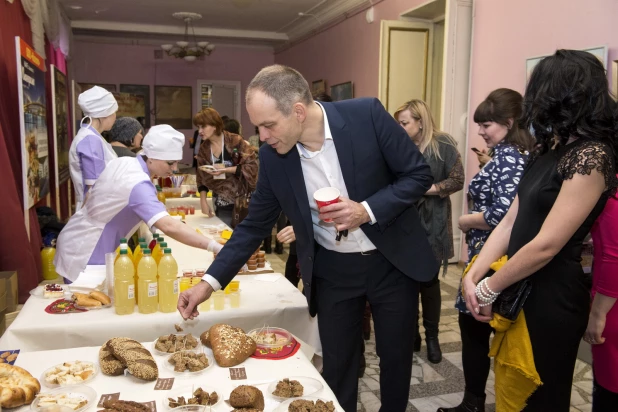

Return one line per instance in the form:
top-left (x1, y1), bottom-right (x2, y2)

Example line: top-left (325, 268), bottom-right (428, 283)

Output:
top-left (297, 102), bottom-right (377, 253)
top-left (202, 102), bottom-right (377, 290)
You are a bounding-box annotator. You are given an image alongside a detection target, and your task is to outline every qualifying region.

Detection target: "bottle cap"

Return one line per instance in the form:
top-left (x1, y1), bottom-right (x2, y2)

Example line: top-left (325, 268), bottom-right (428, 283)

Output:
top-left (120, 238), bottom-right (127, 243)
top-left (164, 248), bottom-right (171, 254)
top-left (143, 249), bottom-right (151, 255)
top-left (158, 237), bottom-right (165, 242)
top-left (138, 238), bottom-right (145, 242)
top-left (153, 234), bottom-right (160, 239)
top-left (160, 242), bottom-right (167, 248)
top-left (139, 243), bottom-right (148, 249)
top-left (119, 249), bottom-right (128, 255)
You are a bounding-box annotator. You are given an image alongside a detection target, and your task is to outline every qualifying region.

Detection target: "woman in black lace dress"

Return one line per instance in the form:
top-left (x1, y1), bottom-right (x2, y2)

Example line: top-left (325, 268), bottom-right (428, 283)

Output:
top-left (463, 50), bottom-right (617, 411)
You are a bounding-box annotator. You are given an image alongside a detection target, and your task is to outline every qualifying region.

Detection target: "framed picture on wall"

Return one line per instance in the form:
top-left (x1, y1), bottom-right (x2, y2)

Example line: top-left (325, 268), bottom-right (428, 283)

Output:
top-left (120, 84), bottom-right (151, 128)
top-left (154, 86), bottom-right (193, 129)
top-left (78, 83), bottom-right (116, 92)
top-left (312, 80), bottom-right (326, 96)
top-left (526, 45), bottom-right (609, 83)
top-left (330, 81), bottom-right (354, 101)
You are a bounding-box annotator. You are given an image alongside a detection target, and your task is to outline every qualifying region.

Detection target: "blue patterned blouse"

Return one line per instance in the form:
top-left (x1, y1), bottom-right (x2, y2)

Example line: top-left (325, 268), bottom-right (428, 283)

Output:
top-left (466, 143), bottom-right (528, 262)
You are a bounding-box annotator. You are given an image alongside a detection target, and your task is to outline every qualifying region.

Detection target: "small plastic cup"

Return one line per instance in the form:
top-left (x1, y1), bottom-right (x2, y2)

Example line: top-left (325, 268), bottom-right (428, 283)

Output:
top-left (198, 298), bottom-right (211, 312)
top-left (179, 277), bottom-right (192, 292)
top-left (195, 268), bottom-right (206, 277)
top-left (230, 292), bottom-right (240, 308)
top-left (182, 269), bottom-right (194, 277)
top-left (213, 291), bottom-right (225, 310)
top-left (313, 187), bottom-right (341, 222)
top-left (189, 206), bottom-right (195, 215)
top-left (229, 280), bottom-right (240, 292)
top-left (169, 207), bottom-right (178, 216)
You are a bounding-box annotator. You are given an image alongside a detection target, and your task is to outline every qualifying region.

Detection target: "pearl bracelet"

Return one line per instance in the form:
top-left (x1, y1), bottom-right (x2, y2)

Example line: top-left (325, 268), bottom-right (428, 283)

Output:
top-left (475, 278), bottom-right (500, 307)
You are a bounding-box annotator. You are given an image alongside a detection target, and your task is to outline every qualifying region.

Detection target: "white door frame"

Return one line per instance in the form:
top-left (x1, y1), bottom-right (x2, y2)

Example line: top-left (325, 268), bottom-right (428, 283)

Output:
top-left (196, 79), bottom-right (242, 123)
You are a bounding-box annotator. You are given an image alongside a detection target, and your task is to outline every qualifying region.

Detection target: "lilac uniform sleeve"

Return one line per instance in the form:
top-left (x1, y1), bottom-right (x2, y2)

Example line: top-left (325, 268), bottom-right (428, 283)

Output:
top-left (128, 181), bottom-right (169, 228)
top-left (76, 134), bottom-right (107, 192)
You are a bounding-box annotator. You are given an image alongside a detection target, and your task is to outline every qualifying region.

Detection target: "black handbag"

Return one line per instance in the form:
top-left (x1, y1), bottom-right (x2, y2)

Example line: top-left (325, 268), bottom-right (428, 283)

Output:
top-left (483, 268), bottom-right (532, 321)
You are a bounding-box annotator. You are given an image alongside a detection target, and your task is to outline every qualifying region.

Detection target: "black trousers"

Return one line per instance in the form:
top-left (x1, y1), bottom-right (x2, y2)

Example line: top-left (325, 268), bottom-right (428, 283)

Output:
top-left (593, 379), bottom-right (618, 412)
top-left (314, 245), bottom-right (419, 412)
top-left (284, 245), bottom-right (299, 286)
top-left (459, 311), bottom-right (493, 397)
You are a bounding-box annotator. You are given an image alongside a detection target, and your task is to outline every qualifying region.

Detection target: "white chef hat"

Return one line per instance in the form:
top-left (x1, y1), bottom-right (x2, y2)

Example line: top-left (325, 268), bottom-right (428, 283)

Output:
top-left (142, 125), bottom-right (185, 161)
top-left (78, 86), bottom-right (118, 119)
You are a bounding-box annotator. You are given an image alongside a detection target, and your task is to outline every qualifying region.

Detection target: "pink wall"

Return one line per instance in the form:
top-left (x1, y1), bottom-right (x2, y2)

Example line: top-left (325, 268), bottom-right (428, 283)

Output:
top-left (463, 0), bottom-right (618, 258)
top-left (72, 41), bottom-right (274, 163)
top-left (275, 0), bottom-right (426, 98)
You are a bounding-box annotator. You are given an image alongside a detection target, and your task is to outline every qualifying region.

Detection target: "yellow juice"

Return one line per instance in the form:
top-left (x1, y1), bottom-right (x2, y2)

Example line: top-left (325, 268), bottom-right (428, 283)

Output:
top-left (133, 242), bottom-right (147, 304)
top-left (137, 249), bottom-right (158, 314)
top-left (180, 277), bottom-right (191, 292)
top-left (114, 249), bottom-right (135, 315)
top-left (198, 298), bottom-right (211, 312)
top-left (158, 248), bottom-right (179, 313)
top-left (115, 238), bottom-right (134, 262)
top-left (230, 292), bottom-right (240, 308)
top-left (213, 291), bottom-right (225, 310)
top-left (153, 237), bottom-right (164, 264)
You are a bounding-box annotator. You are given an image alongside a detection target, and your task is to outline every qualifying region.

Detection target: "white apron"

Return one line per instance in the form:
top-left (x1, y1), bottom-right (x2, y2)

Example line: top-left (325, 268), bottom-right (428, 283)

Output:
top-left (69, 124), bottom-right (117, 210)
top-left (55, 157), bottom-right (151, 281)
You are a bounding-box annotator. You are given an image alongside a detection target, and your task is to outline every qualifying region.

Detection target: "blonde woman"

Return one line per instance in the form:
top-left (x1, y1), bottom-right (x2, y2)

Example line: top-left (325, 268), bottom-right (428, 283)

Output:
top-left (394, 99), bottom-right (465, 363)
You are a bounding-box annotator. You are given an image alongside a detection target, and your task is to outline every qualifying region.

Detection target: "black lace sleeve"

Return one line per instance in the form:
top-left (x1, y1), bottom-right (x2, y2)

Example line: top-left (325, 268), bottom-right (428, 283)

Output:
top-left (557, 140), bottom-right (618, 195)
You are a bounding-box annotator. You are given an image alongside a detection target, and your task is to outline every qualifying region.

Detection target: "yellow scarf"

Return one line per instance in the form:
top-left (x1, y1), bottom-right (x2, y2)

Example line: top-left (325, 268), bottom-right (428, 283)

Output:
top-left (487, 257), bottom-right (542, 411)
top-left (461, 256), bottom-right (542, 411)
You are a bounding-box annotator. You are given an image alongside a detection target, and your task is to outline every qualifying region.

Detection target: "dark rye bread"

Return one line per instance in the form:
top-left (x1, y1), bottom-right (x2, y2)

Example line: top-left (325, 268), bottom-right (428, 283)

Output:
top-left (229, 385), bottom-right (264, 411)
top-left (99, 340), bottom-right (125, 376)
top-left (209, 324), bottom-right (256, 367)
top-left (106, 338), bottom-right (159, 381)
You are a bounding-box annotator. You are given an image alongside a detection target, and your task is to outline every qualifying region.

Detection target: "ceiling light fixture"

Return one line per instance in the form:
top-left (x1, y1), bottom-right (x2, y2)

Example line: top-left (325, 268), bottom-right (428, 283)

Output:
top-left (160, 12), bottom-right (215, 62)
top-left (70, 5), bottom-right (82, 10)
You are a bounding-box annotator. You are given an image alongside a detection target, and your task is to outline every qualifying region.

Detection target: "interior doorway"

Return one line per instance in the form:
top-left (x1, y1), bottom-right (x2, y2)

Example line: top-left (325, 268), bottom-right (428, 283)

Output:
top-left (379, 0), bottom-right (473, 263)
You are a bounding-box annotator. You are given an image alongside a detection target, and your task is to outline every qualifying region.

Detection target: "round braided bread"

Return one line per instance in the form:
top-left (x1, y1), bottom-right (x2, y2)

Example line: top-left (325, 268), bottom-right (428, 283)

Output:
top-left (0, 363), bottom-right (41, 408)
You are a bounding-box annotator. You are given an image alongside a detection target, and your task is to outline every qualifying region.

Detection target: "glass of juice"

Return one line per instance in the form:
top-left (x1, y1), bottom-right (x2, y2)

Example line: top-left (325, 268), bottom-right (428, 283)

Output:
top-left (169, 208), bottom-right (178, 216)
top-left (189, 206), bottom-right (195, 215)
top-left (229, 280), bottom-right (240, 292)
top-left (179, 277), bottom-right (191, 293)
top-left (178, 210), bottom-right (186, 220)
top-left (198, 298), bottom-right (211, 312)
top-left (182, 269), bottom-right (194, 277)
top-left (229, 292), bottom-right (240, 308)
top-left (213, 291), bottom-right (225, 310)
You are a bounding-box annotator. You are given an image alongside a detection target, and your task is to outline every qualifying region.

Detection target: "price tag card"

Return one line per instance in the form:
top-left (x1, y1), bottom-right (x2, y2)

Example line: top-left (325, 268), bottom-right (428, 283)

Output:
top-left (154, 378), bottom-right (175, 390)
top-left (140, 401), bottom-right (157, 412)
top-left (229, 367), bottom-right (247, 380)
top-left (97, 393), bottom-right (120, 408)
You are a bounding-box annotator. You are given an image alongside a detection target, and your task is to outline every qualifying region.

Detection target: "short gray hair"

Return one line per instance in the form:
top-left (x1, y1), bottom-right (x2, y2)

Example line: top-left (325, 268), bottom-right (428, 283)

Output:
top-left (246, 65), bottom-right (313, 116)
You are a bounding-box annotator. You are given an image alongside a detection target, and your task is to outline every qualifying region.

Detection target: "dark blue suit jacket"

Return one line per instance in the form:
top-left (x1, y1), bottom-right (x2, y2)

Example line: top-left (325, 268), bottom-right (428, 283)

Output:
top-left (207, 98), bottom-right (439, 315)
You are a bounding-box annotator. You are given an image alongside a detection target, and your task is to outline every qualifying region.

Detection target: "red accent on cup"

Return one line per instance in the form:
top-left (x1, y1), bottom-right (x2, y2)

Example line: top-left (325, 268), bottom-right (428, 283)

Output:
top-left (313, 187), bottom-right (341, 223)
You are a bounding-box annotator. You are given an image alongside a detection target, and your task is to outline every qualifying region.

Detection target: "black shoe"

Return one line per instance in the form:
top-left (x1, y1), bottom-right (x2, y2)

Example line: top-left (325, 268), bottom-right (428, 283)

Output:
top-left (436, 391), bottom-right (486, 412)
top-left (426, 336), bottom-right (442, 364)
top-left (275, 243), bottom-right (284, 254)
top-left (263, 245), bottom-right (272, 254)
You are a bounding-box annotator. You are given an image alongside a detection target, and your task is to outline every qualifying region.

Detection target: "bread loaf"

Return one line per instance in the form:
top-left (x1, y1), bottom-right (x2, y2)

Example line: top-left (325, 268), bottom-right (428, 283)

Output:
top-left (74, 295), bottom-right (102, 307)
top-left (229, 385), bottom-right (264, 411)
top-left (103, 338), bottom-right (159, 381)
top-left (99, 340), bottom-right (125, 376)
top-left (90, 291), bottom-right (111, 305)
top-left (209, 324), bottom-right (256, 367)
top-left (199, 330), bottom-right (211, 348)
top-left (0, 363), bottom-right (41, 408)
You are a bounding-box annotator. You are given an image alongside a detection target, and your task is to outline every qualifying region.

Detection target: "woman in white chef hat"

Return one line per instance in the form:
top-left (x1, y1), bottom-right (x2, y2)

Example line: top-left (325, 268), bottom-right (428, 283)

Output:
top-left (69, 86), bottom-right (119, 210)
top-left (55, 125), bottom-right (223, 282)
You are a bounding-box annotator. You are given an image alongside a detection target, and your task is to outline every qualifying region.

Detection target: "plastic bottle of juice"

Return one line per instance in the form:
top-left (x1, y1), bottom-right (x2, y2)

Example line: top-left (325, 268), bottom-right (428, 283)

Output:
top-left (156, 185), bottom-right (166, 205)
top-left (133, 242), bottom-right (148, 304)
top-left (114, 249), bottom-right (135, 315)
top-left (115, 238), bottom-right (134, 262)
top-left (153, 237), bottom-right (164, 264)
top-left (158, 248), bottom-right (179, 313)
top-left (149, 233), bottom-right (159, 251)
top-left (137, 248), bottom-right (158, 314)
top-left (133, 238), bottom-right (145, 263)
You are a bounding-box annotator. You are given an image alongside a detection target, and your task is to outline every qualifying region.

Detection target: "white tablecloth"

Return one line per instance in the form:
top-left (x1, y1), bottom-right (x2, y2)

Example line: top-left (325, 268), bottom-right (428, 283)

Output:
top-left (0, 274), bottom-right (320, 354)
top-left (12, 341), bottom-right (342, 412)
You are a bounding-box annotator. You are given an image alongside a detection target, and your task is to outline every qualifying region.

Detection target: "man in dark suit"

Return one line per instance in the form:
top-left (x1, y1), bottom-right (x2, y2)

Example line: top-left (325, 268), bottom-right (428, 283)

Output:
top-left (178, 65), bottom-right (438, 412)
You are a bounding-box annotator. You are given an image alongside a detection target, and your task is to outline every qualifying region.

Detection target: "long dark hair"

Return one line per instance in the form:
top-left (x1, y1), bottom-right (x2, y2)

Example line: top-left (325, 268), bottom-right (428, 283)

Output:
top-left (522, 49), bottom-right (617, 156)
top-left (474, 88), bottom-right (535, 152)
